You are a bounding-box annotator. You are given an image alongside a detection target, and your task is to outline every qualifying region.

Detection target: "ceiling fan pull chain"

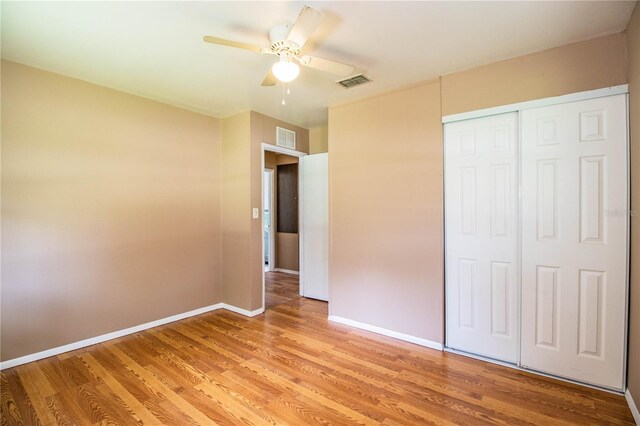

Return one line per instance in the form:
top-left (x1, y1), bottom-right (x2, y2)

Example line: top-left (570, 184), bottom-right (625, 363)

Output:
top-left (281, 84), bottom-right (286, 106)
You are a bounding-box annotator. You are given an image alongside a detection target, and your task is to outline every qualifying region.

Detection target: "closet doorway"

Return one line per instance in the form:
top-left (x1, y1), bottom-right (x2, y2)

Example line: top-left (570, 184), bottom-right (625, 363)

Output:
top-left (444, 87), bottom-right (629, 391)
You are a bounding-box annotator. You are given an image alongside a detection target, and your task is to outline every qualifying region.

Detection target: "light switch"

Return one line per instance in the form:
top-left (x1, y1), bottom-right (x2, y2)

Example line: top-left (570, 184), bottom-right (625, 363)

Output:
top-left (252, 208), bottom-right (260, 219)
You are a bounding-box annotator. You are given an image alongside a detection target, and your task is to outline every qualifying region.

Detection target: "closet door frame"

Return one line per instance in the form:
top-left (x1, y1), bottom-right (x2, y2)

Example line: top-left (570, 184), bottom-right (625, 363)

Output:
top-left (442, 84), bottom-right (630, 393)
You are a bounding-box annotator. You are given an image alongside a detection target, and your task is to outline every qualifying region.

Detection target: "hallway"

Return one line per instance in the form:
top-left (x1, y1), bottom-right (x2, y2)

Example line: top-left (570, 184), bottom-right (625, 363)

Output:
top-left (265, 271), bottom-right (300, 309)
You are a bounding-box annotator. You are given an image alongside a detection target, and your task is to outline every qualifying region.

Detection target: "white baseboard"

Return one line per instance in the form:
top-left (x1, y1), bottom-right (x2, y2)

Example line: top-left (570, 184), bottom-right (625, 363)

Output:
top-left (0, 301), bottom-right (266, 370)
top-left (274, 268), bottom-right (299, 275)
top-left (626, 389), bottom-right (640, 425)
top-left (0, 303), bottom-right (224, 370)
top-left (328, 315), bottom-right (443, 351)
top-left (219, 303), bottom-right (265, 317)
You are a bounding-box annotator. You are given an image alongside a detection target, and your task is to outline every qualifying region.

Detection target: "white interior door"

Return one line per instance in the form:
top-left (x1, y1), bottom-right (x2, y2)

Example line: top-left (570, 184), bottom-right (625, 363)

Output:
top-left (445, 112), bottom-right (520, 363)
top-left (301, 153), bottom-right (329, 301)
top-left (520, 94), bottom-right (628, 390)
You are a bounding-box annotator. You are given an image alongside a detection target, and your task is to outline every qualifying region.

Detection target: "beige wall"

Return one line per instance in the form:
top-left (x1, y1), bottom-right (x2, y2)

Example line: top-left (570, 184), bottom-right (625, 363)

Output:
top-left (220, 111), bottom-right (252, 310)
top-left (219, 111), bottom-right (307, 311)
top-left (329, 80), bottom-right (444, 342)
top-left (309, 125), bottom-right (329, 154)
top-left (328, 31), bottom-right (631, 346)
top-left (441, 33), bottom-right (628, 116)
top-left (1, 60), bottom-right (221, 361)
top-left (626, 1), bottom-right (640, 404)
top-left (276, 234), bottom-right (299, 271)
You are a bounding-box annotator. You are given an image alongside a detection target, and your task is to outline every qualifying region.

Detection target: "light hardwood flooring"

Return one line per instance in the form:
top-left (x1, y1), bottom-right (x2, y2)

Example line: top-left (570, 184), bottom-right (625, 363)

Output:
top-left (265, 271), bottom-right (300, 310)
top-left (1, 298), bottom-right (635, 425)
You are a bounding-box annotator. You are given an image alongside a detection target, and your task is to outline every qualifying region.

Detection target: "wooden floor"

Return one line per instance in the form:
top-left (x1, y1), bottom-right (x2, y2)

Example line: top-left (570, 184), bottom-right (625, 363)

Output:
top-left (1, 298), bottom-right (634, 425)
top-left (265, 271), bottom-right (300, 309)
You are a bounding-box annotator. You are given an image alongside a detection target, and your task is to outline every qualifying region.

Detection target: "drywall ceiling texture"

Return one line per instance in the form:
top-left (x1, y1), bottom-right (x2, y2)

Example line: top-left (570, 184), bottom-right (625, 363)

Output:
top-left (0, 60), bottom-right (222, 361)
top-left (329, 81), bottom-right (445, 344)
top-left (1, 1), bottom-right (636, 127)
top-left (625, 0), bottom-right (640, 407)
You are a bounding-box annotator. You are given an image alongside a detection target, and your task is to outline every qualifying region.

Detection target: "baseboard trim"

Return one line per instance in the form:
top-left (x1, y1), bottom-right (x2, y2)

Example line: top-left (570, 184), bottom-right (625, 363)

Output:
top-left (0, 301), bottom-right (266, 370)
top-left (274, 268), bottom-right (299, 275)
top-left (626, 389), bottom-right (640, 425)
top-left (219, 303), bottom-right (265, 317)
top-left (328, 315), bottom-right (443, 351)
top-left (0, 303), bottom-right (226, 370)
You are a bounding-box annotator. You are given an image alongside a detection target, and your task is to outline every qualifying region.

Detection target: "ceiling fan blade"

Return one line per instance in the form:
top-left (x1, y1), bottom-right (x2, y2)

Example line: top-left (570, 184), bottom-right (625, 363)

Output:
top-left (286, 6), bottom-right (324, 49)
top-left (261, 70), bottom-right (278, 86)
top-left (299, 55), bottom-right (355, 76)
top-left (203, 35), bottom-right (263, 52)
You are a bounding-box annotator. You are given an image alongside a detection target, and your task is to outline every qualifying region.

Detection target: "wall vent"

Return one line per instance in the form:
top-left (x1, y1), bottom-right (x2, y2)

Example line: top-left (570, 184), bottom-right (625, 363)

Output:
top-left (337, 74), bottom-right (371, 88)
top-left (276, 126), bottom-right (296, 149)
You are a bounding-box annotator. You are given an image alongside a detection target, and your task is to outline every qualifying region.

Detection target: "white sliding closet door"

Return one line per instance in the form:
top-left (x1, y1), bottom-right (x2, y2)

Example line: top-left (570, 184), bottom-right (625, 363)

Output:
top-left (520, 94), bottom-right (628, 390)
top-left (445, 112), bottom-right (519, 363)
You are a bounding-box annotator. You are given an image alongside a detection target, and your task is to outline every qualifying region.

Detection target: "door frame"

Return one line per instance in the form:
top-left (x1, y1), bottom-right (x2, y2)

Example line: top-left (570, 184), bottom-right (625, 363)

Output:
top-left (261, 143), bottom-right (307, 310)
top-left (442, 84), bottom-right (628, 124)
top-left (263, 168), bottom-right (276, 272)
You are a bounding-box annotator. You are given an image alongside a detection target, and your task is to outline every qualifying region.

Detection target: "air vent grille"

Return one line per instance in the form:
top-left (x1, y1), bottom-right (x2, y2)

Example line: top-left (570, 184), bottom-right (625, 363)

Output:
top-left (276, 126), bottom-right (296, 149)
top-left (337, 74), bottom-right (371, 88)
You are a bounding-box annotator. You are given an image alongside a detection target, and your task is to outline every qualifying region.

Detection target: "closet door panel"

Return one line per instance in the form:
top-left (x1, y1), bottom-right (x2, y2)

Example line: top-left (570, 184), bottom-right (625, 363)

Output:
top-left (520, 94), bottom-right (627, 390)
top-left (445, 112), bottom-right (519, 363)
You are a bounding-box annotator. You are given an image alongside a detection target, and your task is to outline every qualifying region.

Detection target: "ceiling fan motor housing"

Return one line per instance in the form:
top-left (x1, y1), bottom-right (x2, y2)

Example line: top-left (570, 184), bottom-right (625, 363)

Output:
top-left (268, 23), bottom-right (301, 55)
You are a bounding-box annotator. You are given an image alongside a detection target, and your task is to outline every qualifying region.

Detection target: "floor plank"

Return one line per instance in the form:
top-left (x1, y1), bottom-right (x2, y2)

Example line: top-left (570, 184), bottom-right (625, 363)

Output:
top-left (1, 298), bottom-right (634, 425)
top-left (265, 271), bottom-right (300, 309)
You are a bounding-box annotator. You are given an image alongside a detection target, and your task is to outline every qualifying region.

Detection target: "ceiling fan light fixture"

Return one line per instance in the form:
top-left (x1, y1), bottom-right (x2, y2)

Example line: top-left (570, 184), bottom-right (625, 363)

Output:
top-left (203, 5), bottom-right (355, 88)
top-left (272, 57), bottom-right (300, 83)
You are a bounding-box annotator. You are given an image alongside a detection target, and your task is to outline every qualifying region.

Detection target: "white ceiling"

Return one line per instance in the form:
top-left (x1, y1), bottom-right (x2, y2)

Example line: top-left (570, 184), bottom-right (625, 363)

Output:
top-left (1, 1), bottom-right (636, 128)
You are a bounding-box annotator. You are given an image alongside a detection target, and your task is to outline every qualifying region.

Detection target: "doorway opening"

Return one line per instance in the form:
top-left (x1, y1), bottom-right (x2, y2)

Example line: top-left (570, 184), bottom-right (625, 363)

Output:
top-left (263, 169), bottom-right (275, 272)
top-left (262, 144), bottom-right (305, 310)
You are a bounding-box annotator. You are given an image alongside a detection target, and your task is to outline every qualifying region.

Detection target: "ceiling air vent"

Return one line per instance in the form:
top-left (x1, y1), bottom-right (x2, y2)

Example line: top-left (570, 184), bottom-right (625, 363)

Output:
top-left (337, 74), bottom-right (371, 88)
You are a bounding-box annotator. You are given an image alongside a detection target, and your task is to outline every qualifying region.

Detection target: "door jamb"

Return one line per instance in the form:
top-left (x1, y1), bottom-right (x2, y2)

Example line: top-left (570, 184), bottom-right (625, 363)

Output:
top-left (261, 143), bottom-right (307, 310)
top-left (263, 168), bottom-right (276, 272)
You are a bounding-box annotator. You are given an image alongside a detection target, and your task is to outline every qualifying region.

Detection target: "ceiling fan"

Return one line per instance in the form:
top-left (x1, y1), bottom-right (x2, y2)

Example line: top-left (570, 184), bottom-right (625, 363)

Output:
top-left (203, 6), bottom-right (355, 86)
